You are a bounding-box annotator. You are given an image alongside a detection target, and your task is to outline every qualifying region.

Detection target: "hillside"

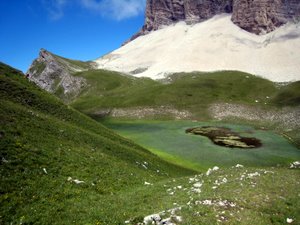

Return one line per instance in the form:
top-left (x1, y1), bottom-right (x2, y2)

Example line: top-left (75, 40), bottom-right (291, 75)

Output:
top-left (0, 62), bottom-right (194, 224)
top-left (1, 64), bottom-right (300, 224)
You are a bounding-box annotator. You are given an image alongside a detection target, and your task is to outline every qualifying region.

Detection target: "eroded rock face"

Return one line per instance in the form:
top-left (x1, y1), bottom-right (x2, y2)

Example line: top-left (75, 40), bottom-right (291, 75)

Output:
top-left (128, 0), bottom-right (300, 42)
top-left (232, 0), bottom-right (300, 35)
top-left (128, 0), bottom-right (233, 42)
top-left (27, 49), bottom-right (88, 102)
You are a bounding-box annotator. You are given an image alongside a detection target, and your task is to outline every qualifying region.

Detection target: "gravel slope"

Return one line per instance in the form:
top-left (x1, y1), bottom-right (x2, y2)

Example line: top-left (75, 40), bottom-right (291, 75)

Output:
top-left (95, 14), bottom-right (300, 82)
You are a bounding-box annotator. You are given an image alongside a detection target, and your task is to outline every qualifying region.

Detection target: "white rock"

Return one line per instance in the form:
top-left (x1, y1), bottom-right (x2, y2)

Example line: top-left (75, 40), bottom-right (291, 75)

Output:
top-left (287, 218), bottom-right (293, 223)
top-left (247, 172), bottom-right (260, 178)
top-left (212, 166), bottom-right (219, 171)
top-left (142, 164), bottom-right (148, 169)
top-left (43, 168), bottom-right (48, 174)
top-left (290, 161), bottom-right (300, 169)
top-left (144, 214), bottom-right (161, 224)
top-left (235, 164), bottom-right (244, 168)
top-left (172, 216), bottom-right (183, 223)
top-left (191, 188), bottom-right (201, 193)
top-left (206, 168), bottom-right (212, 176)
top-left (193, 182), bottom-right (202, 188)
top-left (73, 179), bottom-right (85, 184)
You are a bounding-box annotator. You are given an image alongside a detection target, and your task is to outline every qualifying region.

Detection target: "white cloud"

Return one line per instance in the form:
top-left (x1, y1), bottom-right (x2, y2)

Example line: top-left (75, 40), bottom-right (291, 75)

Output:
top-left (79, 0), bottom-right (146, 20)
top-left (42, 0), bottom-right (69, 21)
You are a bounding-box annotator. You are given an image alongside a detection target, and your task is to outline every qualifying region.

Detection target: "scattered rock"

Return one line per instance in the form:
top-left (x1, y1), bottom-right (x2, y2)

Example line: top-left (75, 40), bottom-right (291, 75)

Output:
top-left (73, 179), bottom-right (85, 184)
top-left (195, 199), bottom-right (236, 208)
top-left (290, 161), bottom-right (300, 169)
top-left (67, 177), bottom-right (85, 184)
top-left (1, 157), bottom-right (9, 163)
top-left (235, 164), bottom-right (244, 168)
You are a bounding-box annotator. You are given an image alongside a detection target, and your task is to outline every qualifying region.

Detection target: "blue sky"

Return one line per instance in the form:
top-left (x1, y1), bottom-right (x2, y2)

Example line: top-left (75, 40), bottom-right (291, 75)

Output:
top-left (0, 0), bottom-right (146, 72)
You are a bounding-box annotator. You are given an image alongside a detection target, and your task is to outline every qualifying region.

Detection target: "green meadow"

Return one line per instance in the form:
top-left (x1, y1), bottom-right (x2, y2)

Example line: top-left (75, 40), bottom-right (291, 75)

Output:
top-left (1, 62), bottom-right (299, 224)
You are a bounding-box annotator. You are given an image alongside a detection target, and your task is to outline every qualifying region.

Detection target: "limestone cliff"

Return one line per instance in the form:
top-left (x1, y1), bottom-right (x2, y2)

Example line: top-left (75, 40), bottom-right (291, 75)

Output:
top-left (232, 0), bottom-right (300, 34)
top-left (27, 49), bottom-right (94, 102)
top-left (128, 0), bottom-right (300, 42)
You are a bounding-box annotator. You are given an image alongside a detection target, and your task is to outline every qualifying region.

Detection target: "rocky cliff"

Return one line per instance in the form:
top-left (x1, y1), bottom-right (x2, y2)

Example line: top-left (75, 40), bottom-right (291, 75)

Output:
top-left (232, 0), bottom-right (300, 34)
top-left (27, 49), bottom-right (94, 102)
top-left (129, 0), bottom-right (300, 41)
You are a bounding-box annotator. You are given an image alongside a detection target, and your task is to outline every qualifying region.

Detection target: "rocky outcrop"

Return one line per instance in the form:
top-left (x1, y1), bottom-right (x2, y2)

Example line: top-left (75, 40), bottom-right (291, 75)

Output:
top-left (27, 49), bottom-right (93, 102)
top-left (128, 0), bottom-right (233, 42)
top-left (92, 106), bottom-right (192, 119)
top-left (128, 0), bottom-right (300, 42)
top-left (232, 0), bottom-right (300, 34)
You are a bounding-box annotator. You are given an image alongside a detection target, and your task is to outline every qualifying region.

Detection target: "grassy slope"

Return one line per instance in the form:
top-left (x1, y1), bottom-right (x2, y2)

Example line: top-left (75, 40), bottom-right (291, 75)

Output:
top-left (52, 53), bottom-right (94, 71)
top-left (1, 63), bottom-right (299, 224)
top-left (71, 70), bottom-right (281, 118)
top-left (272, 81), bottom-right (300, 107)
top-left (0, 63), bottom-right (194, 224)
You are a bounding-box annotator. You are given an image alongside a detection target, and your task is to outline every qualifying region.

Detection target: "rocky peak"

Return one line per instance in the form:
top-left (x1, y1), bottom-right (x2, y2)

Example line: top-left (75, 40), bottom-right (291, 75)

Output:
top-left (128, 0), bottom-right (300, 42)
top-left (27, 49), bottom-right (92, 102)
top-left (39, 48), bottom-right (54, 62)
top-left (232, 0), bottom-right (300, 34)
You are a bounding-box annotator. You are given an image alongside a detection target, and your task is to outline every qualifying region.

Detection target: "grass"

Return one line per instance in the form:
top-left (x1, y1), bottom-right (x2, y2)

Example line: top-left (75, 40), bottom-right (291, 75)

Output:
top-left (0, 63), bottom-right (194, 224)
top-left (52, 53), bottom-right (94, 71)
top-left (272, 81), bottom-right (300, 106)
top-left (1, 62), bottom-right (300, 224)
top-left (71, 70), bottom-right (281, 119)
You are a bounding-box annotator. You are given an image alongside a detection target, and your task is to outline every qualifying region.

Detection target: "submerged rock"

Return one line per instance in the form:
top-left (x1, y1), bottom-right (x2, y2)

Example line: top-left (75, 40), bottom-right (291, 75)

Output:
top-left (186, 126), bottom-right (262, 148)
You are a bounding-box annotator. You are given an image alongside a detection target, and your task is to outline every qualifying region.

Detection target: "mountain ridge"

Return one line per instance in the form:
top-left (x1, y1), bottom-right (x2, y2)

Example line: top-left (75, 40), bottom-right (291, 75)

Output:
top-left (128, 0), bottom-right (300, 42)
top-left (26, 49), bottom-right (95, 102)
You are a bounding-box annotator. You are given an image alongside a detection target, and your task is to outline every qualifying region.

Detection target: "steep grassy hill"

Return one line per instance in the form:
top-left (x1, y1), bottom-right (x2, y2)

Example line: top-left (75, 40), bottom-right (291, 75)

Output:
top-left (0, 62), bottom-right (194, 224)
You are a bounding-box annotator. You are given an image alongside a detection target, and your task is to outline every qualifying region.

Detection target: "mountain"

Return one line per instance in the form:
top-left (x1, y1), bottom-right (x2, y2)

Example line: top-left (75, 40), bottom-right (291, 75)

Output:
top-left (129, 0), bottom-right (300, 41)
top-left (95, 14), bottom-right (300, 82)
top-left (27, 49), bottom-right (96, 102)
top-left (27, 0), bottom-right (300, 84)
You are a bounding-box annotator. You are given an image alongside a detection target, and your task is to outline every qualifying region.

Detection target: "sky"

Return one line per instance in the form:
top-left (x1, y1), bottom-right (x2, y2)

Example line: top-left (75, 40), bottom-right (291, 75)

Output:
top-left (0, 0), bottom-right (146, 72)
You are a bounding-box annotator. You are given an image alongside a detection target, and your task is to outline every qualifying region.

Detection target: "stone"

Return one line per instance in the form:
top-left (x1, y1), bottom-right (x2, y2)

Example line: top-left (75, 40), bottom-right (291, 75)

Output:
top-left (232, 0), bottom-right (300, 35)
top-left (27, 49), bottom-right (93, 102)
